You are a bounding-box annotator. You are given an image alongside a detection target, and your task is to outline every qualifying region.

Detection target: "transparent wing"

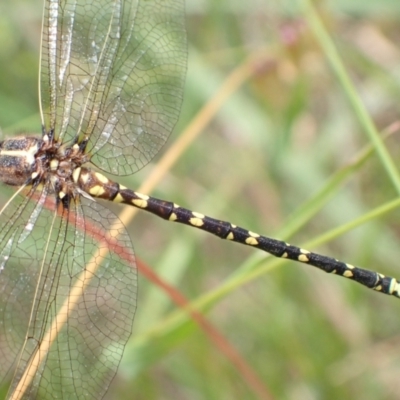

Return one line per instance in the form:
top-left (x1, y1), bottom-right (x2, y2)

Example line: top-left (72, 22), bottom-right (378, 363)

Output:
top-left (40, 0), bottom-right (187, 176)
top-left (0, 186), bottom-right (46, 387)
top-left (0, 187), bottom-right (137, 400)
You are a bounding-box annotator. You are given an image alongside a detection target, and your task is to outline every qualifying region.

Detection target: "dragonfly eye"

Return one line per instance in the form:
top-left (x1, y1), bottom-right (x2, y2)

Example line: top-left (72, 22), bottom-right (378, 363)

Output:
top-left (0, 137), bottom-right (42, 186)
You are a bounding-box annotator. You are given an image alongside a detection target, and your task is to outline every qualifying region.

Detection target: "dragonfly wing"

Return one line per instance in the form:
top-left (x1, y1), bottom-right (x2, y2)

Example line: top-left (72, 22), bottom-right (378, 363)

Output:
top-left (0, 186), bottom-right (49, 388)
top-left (0, 191), bottom-right (137, 399)
top-left (40, 0), bottom-right (187, 176)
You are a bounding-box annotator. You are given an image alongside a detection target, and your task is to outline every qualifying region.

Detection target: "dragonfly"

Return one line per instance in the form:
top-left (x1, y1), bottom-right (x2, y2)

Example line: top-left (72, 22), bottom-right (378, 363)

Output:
top-left (0, 0), bottom-right (400, 399)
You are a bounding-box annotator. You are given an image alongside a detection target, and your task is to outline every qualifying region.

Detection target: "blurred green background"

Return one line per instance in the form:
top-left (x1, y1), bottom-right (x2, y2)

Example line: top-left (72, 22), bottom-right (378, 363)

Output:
top-left (2, 0), bottom-right (400, 399)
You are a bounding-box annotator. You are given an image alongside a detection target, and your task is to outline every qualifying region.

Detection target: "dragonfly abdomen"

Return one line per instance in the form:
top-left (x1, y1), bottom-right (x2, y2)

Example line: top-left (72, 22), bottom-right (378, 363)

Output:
top-left (75, 167), bottom-right (120, 200)
top-left (77, 167), bottom-right (400, 298)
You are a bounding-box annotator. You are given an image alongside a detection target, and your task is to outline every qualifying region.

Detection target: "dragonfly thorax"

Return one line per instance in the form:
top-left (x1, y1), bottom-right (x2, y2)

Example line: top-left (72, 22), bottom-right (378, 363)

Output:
top-left (0, 135), bottom-right (90, 200)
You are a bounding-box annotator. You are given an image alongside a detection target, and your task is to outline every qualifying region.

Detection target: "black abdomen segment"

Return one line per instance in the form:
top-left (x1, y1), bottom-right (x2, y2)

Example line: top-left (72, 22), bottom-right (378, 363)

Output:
top-left (76, 168), bottom-right (400, 299)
